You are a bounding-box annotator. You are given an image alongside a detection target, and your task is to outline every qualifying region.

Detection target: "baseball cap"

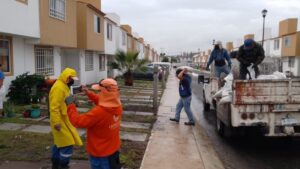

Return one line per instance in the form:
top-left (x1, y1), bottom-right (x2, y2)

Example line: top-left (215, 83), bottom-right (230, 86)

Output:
top-left (71, 76), bottom-right (79, 80)
top-left (244, 39), bottom-right (254, 50)
top-left (91, 78), bottom-right (121, 107)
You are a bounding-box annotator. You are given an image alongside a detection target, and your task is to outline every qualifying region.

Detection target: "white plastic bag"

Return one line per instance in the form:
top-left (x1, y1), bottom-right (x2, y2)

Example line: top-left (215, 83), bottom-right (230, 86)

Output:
top-left (219, 95), bottom-right (232, 104)
top-left (257, 71), bottom-right (287, 80)
top-left (246, 64), bottom-right (256, 80)
top-left (213, 88), bottom-right (224, 99)
top-left (222, 73), bottom-right (233, 97)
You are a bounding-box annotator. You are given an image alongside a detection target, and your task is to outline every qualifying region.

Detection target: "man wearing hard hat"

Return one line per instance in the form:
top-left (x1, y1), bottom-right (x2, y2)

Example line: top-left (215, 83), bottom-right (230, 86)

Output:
top-left (65, 78), bottom-right (122, 169)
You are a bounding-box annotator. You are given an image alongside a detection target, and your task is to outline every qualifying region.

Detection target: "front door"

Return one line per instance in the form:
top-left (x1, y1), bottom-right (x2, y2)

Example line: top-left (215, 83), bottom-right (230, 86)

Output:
top-left (61, 49), bottom-right (81, 85)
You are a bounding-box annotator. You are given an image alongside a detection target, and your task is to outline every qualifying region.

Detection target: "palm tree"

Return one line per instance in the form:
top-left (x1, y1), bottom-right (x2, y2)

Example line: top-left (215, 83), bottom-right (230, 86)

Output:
top-left (110, 50), bottom-right (149, 86)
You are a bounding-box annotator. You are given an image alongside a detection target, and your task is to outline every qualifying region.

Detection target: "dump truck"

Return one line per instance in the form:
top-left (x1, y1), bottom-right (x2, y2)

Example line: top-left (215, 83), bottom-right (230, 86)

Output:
top-left (201, 77), bottom-right (300, 137)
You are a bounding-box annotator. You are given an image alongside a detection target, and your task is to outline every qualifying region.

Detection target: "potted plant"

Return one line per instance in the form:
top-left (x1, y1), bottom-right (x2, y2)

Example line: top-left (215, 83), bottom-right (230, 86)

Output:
top-left (3, 101), bottom-right (16, 118)
top-left (31, 104), bottom-right (41, 118)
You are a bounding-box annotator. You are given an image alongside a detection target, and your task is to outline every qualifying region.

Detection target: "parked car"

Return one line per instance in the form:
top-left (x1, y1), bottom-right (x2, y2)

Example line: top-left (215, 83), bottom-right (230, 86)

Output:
top-left (133, 66), bottom-right (162, 80)
top-left (147, 62), bottom-right (172, 71)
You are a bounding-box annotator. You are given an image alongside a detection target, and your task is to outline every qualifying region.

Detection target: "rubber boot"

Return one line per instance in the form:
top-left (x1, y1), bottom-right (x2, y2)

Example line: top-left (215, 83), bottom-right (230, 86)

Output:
top-left (51, 159), bottom-right (60, 169)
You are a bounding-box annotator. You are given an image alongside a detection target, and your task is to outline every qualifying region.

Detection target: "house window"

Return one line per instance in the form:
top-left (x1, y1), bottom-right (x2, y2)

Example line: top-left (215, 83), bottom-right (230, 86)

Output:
top-left (49, 0), bottom-right (66, 21)
top-left (0, 38), bottom-right (12, 73)
top-left (99, 55), bottom-right (106, 71)
top-left (284, 36), bottom-right (292, 47)
top-left (107, 23), bottom-right (112, 40)
top-left (122, 31), bottom-right (126, 46)
top-left (35, 46), bottom-right (54, 76)
top-left (94, 15), bottom-right (100, 33)
top-left (274, 39), bottom-right (280, 50)
top-left (288, 57), bottom-right (295, 68)
top-left (16, 0), bottom-right (28, 5)
top-left (85, 51), bottom-right (94, 71)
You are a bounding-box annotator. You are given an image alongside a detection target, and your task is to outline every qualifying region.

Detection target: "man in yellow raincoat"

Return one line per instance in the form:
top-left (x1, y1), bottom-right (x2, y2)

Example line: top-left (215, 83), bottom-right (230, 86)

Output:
top-left (49, 68), bottom-right (83, 169)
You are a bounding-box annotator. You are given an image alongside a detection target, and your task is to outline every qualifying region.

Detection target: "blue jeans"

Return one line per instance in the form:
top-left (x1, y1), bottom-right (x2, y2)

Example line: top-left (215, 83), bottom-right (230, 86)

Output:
top-left (90, 151), bottom-right (121, 169)
top-left (175, 96), bottom-right (194, 122)
top-left (51, 145), bottom-right (73, 167)
top-left (215, 65), bottom-right (230, 78)
top-left (90, 156), bottom-right (110, 169)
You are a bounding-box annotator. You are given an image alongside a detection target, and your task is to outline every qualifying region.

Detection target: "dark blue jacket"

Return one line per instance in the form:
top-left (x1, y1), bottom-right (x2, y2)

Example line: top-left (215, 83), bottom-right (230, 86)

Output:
top-left (207, 49), bottom-right (231, 67)
top-left (179, 75), bottom-right (192, 97)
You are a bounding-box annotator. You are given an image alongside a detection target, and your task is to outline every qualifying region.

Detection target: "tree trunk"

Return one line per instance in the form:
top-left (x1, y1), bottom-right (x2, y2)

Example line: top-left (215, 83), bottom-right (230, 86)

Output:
top-left (124, 70), bottom-right (133, 86)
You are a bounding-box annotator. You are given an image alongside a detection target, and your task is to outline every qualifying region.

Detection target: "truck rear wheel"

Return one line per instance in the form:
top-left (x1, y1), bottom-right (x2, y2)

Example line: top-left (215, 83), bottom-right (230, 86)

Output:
top-left (216, 116), bottom-right (235, 138)
top-left (216, 117), bottom-right (225, 137)
top-left (203, 91), bottom-right (210, 111)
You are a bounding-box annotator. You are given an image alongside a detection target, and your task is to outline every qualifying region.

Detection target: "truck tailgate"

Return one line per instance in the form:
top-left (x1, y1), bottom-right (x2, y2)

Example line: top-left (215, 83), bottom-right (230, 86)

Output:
top-left (233, 79), bottom-right (300, 105)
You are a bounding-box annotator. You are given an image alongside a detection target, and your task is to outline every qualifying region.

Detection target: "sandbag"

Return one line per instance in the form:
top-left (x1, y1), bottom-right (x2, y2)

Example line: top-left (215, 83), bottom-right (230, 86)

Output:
top-left (257, 71), bottom-right (287, 80)
top-left (219, 95), bottom-right (232, 104)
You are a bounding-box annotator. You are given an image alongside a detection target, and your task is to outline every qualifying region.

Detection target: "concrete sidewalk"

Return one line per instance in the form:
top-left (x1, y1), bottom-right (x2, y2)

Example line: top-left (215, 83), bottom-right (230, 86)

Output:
top-left (140, 71), bottom-right (224, 169)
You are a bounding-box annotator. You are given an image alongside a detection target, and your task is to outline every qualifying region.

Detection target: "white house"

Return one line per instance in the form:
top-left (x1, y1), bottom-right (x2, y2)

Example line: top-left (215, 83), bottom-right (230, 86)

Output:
top-left (104, 13), bottom-right (119, 78)
top-left (254, 28), bottom-right (272, 57)
top-left (0, 0), bottom-right (40, 92)
top-left (269, 37), bottom-right (282, 58)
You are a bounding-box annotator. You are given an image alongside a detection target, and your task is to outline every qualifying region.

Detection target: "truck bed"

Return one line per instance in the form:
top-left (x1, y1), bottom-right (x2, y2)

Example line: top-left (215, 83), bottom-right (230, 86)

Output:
top-left (232, 79), bottom-right (300, 105)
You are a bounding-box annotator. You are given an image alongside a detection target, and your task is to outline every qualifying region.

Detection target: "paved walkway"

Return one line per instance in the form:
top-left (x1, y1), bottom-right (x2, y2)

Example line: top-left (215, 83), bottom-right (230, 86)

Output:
top-left (140, 70), bottom-right (224, 169)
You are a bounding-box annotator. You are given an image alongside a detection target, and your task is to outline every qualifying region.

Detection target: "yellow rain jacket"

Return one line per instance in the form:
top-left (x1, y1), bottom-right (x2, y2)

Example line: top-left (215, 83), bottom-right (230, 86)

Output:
top-left (49, 68), bottom-right (83, 148)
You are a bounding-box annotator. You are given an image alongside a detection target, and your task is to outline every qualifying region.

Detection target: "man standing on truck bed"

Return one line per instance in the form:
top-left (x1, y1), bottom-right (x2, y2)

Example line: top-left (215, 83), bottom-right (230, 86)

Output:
top-left (237, 39), bottom-right (265, 79)
top-left (206, 41), bottom-right (232, 78)
top-left (170, 68), bottom-right (195, 126)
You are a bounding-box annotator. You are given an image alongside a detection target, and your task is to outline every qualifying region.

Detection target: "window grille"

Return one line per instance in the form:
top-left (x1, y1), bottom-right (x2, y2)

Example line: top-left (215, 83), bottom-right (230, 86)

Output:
top-left (49, 0), bottom-right (66, 21)
top-left (85, 51), bottom-right (94, 71)
top-left (35, 46), bottom-right (54, 76)
top-left (99, 55), bottom-right (106, 71)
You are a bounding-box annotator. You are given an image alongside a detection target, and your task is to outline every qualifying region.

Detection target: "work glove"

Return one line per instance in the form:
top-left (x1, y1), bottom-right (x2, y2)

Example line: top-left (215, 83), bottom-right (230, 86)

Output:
top-left (228, 64), bottom-right (232, 70)
top-left (65, 95), bottom-right (76, 106)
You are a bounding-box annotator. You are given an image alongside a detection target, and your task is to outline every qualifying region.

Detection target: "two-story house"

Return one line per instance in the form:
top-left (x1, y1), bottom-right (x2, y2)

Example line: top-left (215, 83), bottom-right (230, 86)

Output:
top-left (0, 0), bottom-right (40, 91)
top-left (280, 18), bottom-right (300, 77)
top-left (121, 25), bottom-right (134, 53)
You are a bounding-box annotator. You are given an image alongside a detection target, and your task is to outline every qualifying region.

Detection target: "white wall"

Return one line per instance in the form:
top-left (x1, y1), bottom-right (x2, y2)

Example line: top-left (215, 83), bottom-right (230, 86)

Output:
top-left (282, 57), bottom-right (300, 77)
top-left (79, 51), bottom-right (107, 85)
top-left (137, 42), bottom-right (144, 59)
top-left (104, 19), bottom-right (118, 55)
top-left (118, 29), bottom-right (127, 52)
top-left (53, 47), bottom-right (62, 78)
top-left (0, 0), bottom-right (39, 38)
top-left (269, 38), bottom-right (282, 58)
top-left (4, 36), bottom-right (35, 96)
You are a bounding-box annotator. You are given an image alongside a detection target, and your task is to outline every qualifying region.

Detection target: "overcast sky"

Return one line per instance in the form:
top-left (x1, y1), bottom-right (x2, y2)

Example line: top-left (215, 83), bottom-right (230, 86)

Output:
top-left (102, 0), bottom-right (300, 55)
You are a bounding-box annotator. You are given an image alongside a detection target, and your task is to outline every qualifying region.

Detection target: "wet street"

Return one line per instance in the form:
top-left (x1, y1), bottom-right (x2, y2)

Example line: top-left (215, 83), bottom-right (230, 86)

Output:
top-left (191, 76), bottom-right (300, 169)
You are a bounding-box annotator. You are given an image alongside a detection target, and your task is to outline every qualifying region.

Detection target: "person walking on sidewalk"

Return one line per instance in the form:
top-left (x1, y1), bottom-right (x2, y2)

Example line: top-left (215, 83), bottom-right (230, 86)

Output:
top-left (206, 41), bottom-right (232, 78)
top-left (49, 68), bottom-right (83, 169)
top-left (65, 78), bottom-right (123, 169)
top-left (170, 68), bottom-right (195, 125)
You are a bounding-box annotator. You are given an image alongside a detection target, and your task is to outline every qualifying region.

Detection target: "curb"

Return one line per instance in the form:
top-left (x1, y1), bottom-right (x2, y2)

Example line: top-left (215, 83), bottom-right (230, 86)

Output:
top-left (192, 121), bottom-right (225, 169)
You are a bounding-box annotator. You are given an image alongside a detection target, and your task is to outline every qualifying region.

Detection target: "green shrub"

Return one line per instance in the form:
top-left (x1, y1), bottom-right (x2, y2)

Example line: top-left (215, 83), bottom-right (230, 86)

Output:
top-left (6, 73), bottom-right (46, 104)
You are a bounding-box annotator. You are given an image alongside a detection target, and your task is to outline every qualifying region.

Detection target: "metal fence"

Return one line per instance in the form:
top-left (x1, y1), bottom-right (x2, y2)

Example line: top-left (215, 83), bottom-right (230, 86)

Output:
top-left (35, 46), bottom-right (54, 76)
